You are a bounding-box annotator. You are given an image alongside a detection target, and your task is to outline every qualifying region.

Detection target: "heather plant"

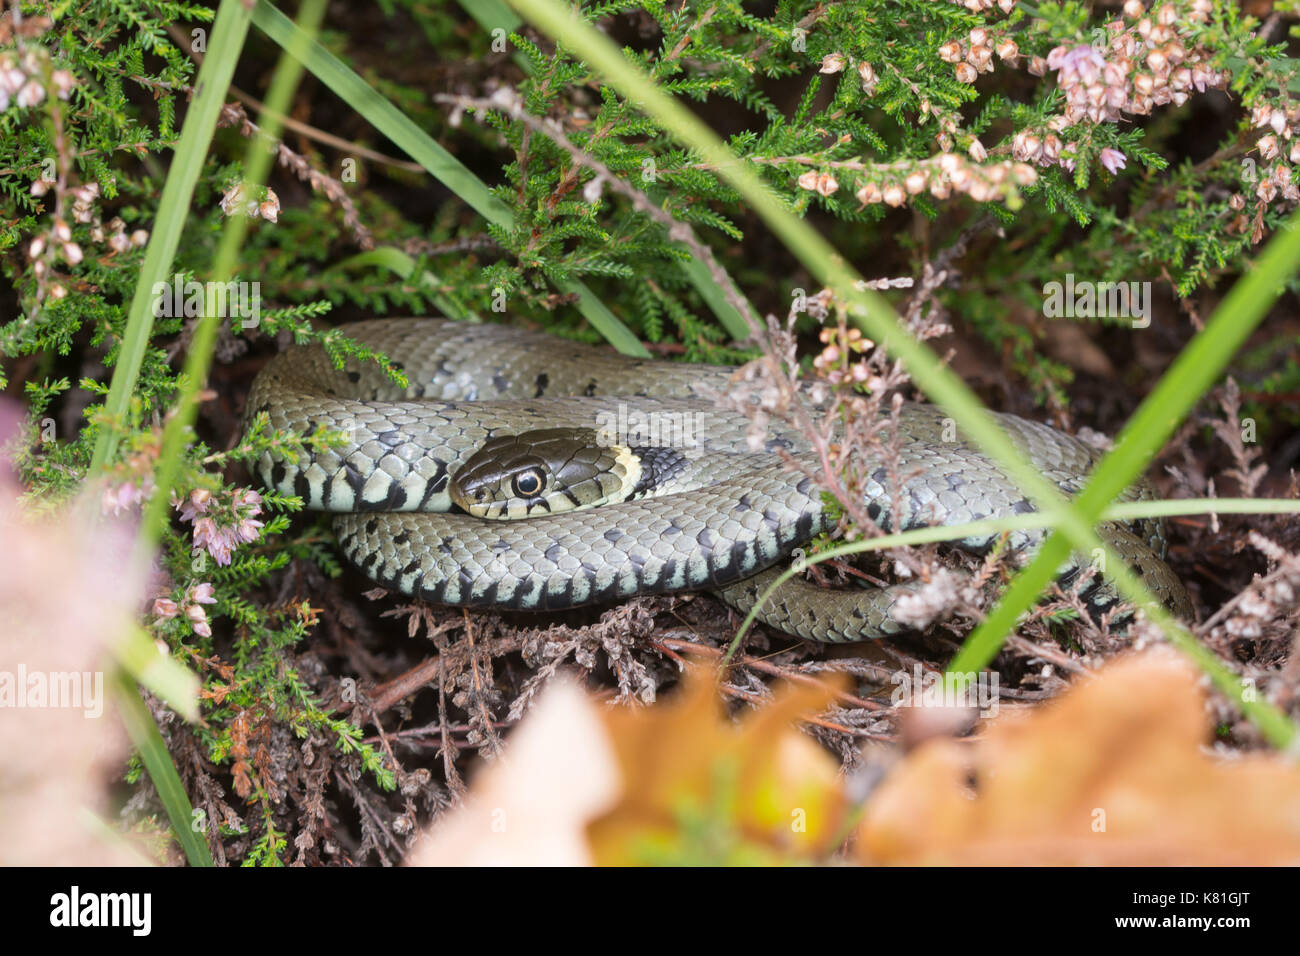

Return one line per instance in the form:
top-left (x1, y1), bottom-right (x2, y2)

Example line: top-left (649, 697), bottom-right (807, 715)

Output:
top-left (2, 0), bottom-right (1299, 865)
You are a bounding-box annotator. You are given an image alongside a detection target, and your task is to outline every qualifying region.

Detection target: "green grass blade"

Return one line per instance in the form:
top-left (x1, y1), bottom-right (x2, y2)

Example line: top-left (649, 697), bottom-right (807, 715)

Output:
top-left (102, 0), bottom-right (327, 868)
top-left (115, 623), bottom-right (199, 722)
top-left (253, 0), bottom-right (510, 226)
top-left (556, 277), bottom-right (653, 353)
top-left (334, 247), bottom-right (421, 278)
top-left (456, 0), bottom-right (522, 33)
top-left (677, 256), bottom-right (750, 341)
top-left (78, 0), bottom-right (255, 869)
top-left (507, 0), bottom-right (1078, 540)
top-left (454, 0), bottom-right (532, 72)
top-left (138, 0), bottom-right (326, 554)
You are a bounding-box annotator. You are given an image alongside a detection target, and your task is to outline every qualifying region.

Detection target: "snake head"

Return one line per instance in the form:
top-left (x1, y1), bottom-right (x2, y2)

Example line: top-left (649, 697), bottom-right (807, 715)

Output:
top-left (448, 427), bottom-right (640, 519)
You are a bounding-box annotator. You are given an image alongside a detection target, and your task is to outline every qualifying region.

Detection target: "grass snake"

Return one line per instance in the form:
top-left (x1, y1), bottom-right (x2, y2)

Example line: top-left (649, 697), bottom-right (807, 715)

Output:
top-left (246, 317), bottom-right (1190, 642)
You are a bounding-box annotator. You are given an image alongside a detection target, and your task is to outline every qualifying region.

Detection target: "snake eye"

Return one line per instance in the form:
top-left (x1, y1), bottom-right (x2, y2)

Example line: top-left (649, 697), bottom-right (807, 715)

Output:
top-left (511, 469), bottom-right (543, 498)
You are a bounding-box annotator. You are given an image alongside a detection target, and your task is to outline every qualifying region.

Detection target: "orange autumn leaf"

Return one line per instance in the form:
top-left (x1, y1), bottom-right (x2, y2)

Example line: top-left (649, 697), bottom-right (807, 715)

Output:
top-left (858, 650), bottom-right (1300, 865)
top-left (589, 668), bottom-right (848, 865)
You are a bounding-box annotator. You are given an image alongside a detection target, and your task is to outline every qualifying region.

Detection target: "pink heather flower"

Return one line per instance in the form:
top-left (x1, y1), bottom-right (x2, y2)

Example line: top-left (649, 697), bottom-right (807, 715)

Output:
top-left (186, 603), bottom-right (212, 638)
top-left (234, 516), bottom-right (264, 545)
top-left (1048, 44), bottom-right (1105, 86)
top-left (187, 583), bottom-right (217, 605)
top-left (1099, 148), bottom-right (1127, 174)
top-left (192, 517), bottom-right (233, 566)
top-left (16, 79), bottom-right (45, 109)
top-left (176, 487), bottom-right (212, 523)
top-left (152, 597), bottom-right (179, 619)
top-left (180, 487), bottom-right (263, 565)
top-left (233, 488), bottom-right (264, 545)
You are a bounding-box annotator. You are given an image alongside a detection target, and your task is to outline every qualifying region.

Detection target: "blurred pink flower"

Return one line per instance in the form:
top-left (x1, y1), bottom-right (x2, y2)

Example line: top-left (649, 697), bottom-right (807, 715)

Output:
top-left (100, 478), bottom-right (151, 516)
top-left (152, 597), bottom-right (179, 619)
top-left (1047, 44), bottom-right (1105, 85)
top-left (1100, 148), bottom-right (1127, 174)
top-left (0, 399), bottom-right (149, 864)
top-left (185, 603), bottom-right (212, 639)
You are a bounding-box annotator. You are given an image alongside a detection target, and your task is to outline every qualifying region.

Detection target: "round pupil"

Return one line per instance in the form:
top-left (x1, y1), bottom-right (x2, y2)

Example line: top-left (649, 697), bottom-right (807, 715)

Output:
top-left (513, 471), bottom-right (541, 497)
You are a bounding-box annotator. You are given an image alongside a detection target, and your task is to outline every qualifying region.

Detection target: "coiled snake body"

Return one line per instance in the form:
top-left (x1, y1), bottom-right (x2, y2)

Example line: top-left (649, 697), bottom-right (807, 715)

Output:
top-left (247, 318), bottom-right (1189, 642)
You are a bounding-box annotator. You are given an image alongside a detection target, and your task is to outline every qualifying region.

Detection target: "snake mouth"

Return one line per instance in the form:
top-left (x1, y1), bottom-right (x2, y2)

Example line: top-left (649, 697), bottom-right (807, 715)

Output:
top-left (447, 470), bottom-right (539, 518)
top-left (446, 475), bottom-right (483, 514)
top-left (447, 427), bottom-right (645, 520)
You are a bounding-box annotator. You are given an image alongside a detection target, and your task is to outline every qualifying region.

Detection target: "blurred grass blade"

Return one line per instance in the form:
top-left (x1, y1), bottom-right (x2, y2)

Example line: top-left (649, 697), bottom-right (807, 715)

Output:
top-left (97, 0), bottom-right (329, 868)
top-left (139, 0), bottom-right (327, 556)
top-left (115, 624), bottom-right (199, 722)
top-left (111, 667), bottom-right (213, 866)
top-left (251, 0), bottom-right (650, 356)
top-left (506, 0), bottom-right (1080, 544)
top-left (80, 0), bottom-right (255, 869)
top-left (89, 0), bottom-right (255, 475)
top-left (125, 0), bottom-right (329, 867)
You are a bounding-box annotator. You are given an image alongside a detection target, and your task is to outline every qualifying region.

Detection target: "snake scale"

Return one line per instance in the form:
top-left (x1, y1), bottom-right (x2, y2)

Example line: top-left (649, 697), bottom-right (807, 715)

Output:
top-left (246, 317), bottom-right (1190, 642)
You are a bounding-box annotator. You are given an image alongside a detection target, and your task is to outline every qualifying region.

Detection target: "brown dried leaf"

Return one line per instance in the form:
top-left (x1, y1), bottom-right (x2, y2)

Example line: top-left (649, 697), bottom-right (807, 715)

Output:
top-left (858, 650), bottom-right (1300, 865)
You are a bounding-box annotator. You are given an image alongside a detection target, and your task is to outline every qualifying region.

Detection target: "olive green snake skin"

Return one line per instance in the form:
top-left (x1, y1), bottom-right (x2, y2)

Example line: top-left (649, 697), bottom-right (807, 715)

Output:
top-left (246, 318), bottom-right (1190, 642)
